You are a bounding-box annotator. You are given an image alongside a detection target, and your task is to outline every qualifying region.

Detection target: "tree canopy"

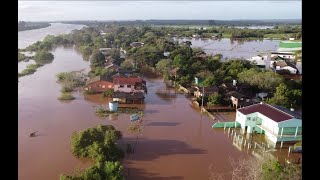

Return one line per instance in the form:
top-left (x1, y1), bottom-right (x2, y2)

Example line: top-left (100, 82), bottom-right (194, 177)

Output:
top-left (33, 50), bottom-right (54, 65)
top-left (238, 69), bottom-right (284, 91)
top-left (60, 125), bottom-right (125, 180)
top-left (90, 50), bottom-right (106, 68)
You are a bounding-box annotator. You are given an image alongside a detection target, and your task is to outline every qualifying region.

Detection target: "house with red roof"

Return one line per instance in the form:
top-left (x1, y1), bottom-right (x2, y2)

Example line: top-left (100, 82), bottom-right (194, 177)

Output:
top-left (112, 75), bottom-right (147, 94)
top-left (84, 76), bottom-right (114, 93)
top-left (235, 102), bottom-right (301, 146)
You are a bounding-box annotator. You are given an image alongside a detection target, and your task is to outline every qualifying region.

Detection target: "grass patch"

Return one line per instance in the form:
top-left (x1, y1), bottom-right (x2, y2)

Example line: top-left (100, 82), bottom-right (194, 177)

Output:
top-left (95, 106), bottom-right (116, 118)
top-left (128, 122), bottom-right (144, 134)
top-left (222, 33), bottom-right (232, 38)
top-left (294, 140), bottom-right (302, 147)
top-left (58, 92), bottom-right (75, 100)
top-left (18, 63), bottom-right (42, 77)
top-left (84, 89), bottom-right (98, 95)
top-left (102, 89), bottom-right (114, 97)
top-left (264, 33), bottom-right (294, 40)
top-left (117, 108), bottom-right (144, 116)
top-left (60, 86), bottom-right (73, 93)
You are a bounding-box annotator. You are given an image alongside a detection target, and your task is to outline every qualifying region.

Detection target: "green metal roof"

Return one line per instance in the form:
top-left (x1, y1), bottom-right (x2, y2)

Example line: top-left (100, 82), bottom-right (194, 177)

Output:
top-left (279, 41), bottom-right (302, 48)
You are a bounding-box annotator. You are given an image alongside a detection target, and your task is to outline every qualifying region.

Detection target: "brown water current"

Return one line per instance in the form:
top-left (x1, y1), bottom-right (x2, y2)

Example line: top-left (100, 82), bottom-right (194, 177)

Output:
top-left (19, 23), bottom-right (299, 180)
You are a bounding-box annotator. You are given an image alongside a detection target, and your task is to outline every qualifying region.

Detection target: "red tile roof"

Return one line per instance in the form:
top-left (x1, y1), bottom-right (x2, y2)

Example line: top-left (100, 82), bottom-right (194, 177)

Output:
top-left (112, 76), bottom-right (144, 85)
top-left (237, 102), bottom-right (294, 122)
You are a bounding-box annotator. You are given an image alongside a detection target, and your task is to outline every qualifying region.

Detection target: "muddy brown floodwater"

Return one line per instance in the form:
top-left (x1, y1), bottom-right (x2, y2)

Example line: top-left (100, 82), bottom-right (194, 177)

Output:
top-left (19, 23), bottom-right (298, 180)
top-left (18, 47), bottom-right (247, 179)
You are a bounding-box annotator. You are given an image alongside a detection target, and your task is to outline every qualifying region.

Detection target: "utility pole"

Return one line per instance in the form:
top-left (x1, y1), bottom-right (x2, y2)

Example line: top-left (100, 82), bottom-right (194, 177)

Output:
top-left (201, 86), bottom-right (204, 113)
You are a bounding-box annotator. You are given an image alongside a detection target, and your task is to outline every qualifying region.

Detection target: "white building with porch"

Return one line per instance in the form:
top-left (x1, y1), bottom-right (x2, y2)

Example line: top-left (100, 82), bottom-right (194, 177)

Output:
top-left (235, 102), bottom-right (302, 146)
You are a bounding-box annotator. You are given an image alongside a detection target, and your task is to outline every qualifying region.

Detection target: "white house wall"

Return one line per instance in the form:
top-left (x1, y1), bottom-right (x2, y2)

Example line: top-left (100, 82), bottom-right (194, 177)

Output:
top-left (281, 66), bottom-right (297, 74)
top-left (236, 112), bottom-right (260, 133)
top-left (258, 113), bottom-right (280, 135)
top-left (114, 84), bottom-right (134, 93)
top-left (235, 111), bottom-right (246, 125)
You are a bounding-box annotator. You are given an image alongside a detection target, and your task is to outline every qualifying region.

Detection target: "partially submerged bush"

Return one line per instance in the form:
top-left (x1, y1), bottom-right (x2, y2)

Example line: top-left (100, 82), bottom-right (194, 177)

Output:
top-left (34, 50), bottom-right (54, 65)
top-left (56, 72), bottom-right (86, 98)
top-left (61, 85), bottom-right (73, 93)
top-left (60, 125), bottom-right (125, 180)
top-left (102, 89), bottom-right (114, 97)
top-left (60, 161), bottom-right (124, 180)
top-left (84, 89), bottom-right (97, 95)
top-left (95, 106), bottom-right (115, 117)
top-left (18, 63), bottom-right (43, 77)
top-left (58, 92), bottom-right (75, 100)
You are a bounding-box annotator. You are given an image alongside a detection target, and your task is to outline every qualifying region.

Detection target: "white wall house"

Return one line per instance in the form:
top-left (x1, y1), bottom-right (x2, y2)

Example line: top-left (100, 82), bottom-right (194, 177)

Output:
top-left (235, 102), bottom-right (302, 146)
top-left (247, 55), bottom-right (267, 68)
top-left (280, 66), bottom-right (298, 74)
top-left (271, 52), bottom-right (295, 60)
top-left (112, 76), bottom-right (146, 94)
top-left (270, 59), bottom-right (299, 74)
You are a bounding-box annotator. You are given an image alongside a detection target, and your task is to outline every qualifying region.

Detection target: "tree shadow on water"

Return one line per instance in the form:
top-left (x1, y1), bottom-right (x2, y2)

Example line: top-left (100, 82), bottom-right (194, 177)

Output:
top-left (124, 167), bottom-right (184, 180)
top-left (122, 138), bottom-right (204, 179)
top-left (145, 122), bottom-right (180, 127)
top-left (121, 138), bottom-right (207, 162)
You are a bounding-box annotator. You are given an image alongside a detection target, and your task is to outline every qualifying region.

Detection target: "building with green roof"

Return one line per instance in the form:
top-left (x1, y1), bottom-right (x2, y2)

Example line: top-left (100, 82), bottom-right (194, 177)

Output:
top-left (278, 41), bottom-right (302, 52)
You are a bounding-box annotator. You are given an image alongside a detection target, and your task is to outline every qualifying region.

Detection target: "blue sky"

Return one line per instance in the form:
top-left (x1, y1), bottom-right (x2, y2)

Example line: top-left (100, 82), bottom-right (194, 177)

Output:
top-left (18, 1), bottom-right (302, 21)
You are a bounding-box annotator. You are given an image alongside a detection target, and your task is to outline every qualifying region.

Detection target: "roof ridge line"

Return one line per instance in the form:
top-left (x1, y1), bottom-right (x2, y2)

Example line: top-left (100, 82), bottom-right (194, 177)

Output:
top-left (265, 103), bottom-right (294, 118)
top-left (237, 103), bottom-right (258, 110)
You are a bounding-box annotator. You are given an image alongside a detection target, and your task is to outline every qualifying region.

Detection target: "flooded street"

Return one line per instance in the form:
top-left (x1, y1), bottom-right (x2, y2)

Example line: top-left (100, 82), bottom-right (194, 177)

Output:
top-left (19, 23), bottom-right (296, 180)
top-left (123, 79), bottom-right (247, 179)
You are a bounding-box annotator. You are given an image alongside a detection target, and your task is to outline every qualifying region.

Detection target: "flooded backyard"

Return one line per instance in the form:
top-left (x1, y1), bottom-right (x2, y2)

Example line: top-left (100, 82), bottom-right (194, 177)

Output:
top-left (18, 23), bottom-right (299, 180)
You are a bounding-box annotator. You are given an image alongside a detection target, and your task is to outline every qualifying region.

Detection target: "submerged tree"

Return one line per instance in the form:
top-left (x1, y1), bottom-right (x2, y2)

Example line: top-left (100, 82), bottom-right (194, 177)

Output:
top-left (60, 124), bottom-right (125, 180)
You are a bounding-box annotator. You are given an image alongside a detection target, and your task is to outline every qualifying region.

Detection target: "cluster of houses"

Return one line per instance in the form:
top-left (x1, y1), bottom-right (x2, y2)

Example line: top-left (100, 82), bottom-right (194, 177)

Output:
top-left (85, 45), bottom-right (147, 104)
top-left (247, 52), bottom-right (300, 75)
top-left (192, 79), bottom-right (302, 145)
top-left (192, 79), bottom-right (263, 109)
top-left (247, 41), bottom-right (302, 75)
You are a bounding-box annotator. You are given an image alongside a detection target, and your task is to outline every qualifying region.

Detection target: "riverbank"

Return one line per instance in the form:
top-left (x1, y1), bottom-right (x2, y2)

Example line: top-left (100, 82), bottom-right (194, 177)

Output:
top-left (18, 22), bottom-right (51, 32)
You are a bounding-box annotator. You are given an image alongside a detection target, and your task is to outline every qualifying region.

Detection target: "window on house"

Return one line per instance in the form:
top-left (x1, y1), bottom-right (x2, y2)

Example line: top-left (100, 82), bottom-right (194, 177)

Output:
top-left (108, 85), bottom-right (112, 88)
top-left (119, 85), bottom-right (124, 88)
top-left (247, 117), bottom-right (251, 121)
top-left (102, 85), bottom-right (105, 88)
top-left (127, 85), bottom-right (131, 88)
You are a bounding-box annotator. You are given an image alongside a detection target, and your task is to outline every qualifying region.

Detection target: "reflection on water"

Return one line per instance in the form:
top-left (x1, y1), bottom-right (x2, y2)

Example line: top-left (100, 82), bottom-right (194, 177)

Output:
top-left (214, 126), bottom-right (301, 164)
